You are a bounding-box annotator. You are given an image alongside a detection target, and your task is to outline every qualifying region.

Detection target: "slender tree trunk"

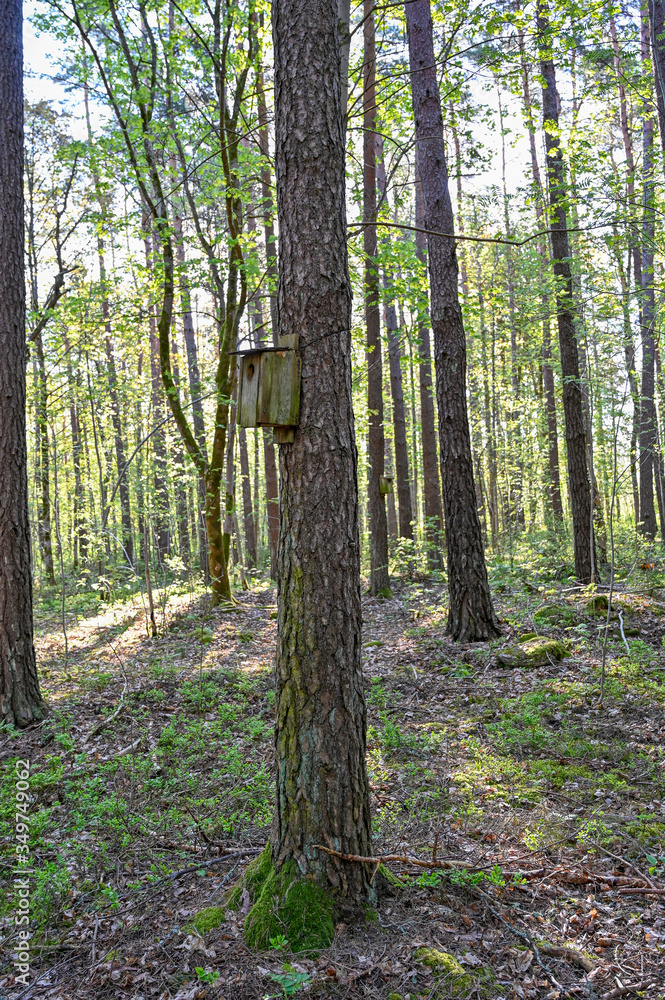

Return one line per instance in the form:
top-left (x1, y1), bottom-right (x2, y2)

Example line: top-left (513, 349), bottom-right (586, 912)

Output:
top-left (376, 139), bottom-right (414, 539)
top-left (144, 225), bottom-right (171, 561)
top-left (170, 331), bottom-right (190, 566)
top-left (0, 0), bottom-right (45, 726)
top-left (414, 149), bottom-right (443, 568)
top-left (364, 3), bottom-right (391, 595)
top-left (518, 37), bottom-right (563, 521)
top-left (263, 430), bottom-right (279, 579)
top-left (640, 9), bottom-right (658, 539)
top-left (173, 201), bottom-right (208, 574)
top-left (34, 332), bottom-right (56, 584)
top-left (83, 78), bottom-right (133, 565)
top-left (385, 429), bottom-right (398, 540)
top-left (406, 0), bottom-right (499, 640)
top-left (537, 1), bottom-right (595, 581)
top-left (239, 427), bottom-right (257, 568)
top-left (252, 0), bottom-right (372, 935)
top-left (649, 0), bottom-right (665, 156)
top-left (64, 338), bottom-right (87, 566)
top-left (255, 61), bottom-right (280, 578)
top-left (610, 17), bottom-right (641, 530)
top-left (498, 88), bottom-right (524, 526)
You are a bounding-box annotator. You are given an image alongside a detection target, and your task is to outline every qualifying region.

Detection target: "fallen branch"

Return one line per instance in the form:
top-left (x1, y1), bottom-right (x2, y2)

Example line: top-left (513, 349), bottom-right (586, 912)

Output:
top-left (538, 944), bottom-right (595, 973)
top-left (602, 983), bottom-right (658, 999)
top-left (115, 737), bottom-right (142, 759)
top-left (617, 887), bottom-right (665, 895)
top-left (315, 845), bottom-right (463, 869)
top-left (314, 844), bottom-right (540, 878)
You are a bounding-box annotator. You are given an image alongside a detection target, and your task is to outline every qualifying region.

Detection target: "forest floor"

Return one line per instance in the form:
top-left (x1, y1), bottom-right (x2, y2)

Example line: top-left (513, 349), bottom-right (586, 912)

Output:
top-left (2, 566), bottom-right (665, 1000)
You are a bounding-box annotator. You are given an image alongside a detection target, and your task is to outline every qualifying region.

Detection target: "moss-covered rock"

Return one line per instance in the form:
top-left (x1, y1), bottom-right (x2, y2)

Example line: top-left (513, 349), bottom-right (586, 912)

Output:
top-left (533, 604), bottom-right (573, 625)
top-left (415, 948), bottom-right (472, 995)
top-left (190, 906), bottom-right (225, 935)
top-left (415, 947), bottom-right (496, 997)
top-left (518, 632), bottom-right (538, 642)
top-left (497, 637), bottom-right (568, 668)
top-left (231, 847), bottom-right (335, 953)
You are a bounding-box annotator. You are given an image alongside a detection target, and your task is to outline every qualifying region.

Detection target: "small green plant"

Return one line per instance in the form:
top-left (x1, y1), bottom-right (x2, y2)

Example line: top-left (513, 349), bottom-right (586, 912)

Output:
top-left (646, 853), bottom-right (665, 876)
top-left (268, 966), bottom-right (312, 997)
top-left (194, 626), bottom-right (214, 644)
top-left (195, 967), bottom-right (220, 984)
top-left (54, 732), bottom-right (75, 751)
top-left (237, 631), bottom-right (254, 642)
top-left (100, 884), bottom-right (120, 909)
top-left (449, 868), bottom-right (485, 887)
top-left (416, 871), bottom-right (445, 888)
top-left (269, 933), bottom-right (289, 951)
top-left (576, 817), bottom-right (614, 847)
top-left (486, 865), bottom-right (506, 886)
top-left (82, 671), bottom-right (114, 692)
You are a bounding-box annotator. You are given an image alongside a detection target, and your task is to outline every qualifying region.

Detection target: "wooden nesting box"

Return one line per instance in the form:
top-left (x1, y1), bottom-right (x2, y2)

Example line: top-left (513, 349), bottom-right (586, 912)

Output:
top-left (237, 341), bottom-right (301, 443)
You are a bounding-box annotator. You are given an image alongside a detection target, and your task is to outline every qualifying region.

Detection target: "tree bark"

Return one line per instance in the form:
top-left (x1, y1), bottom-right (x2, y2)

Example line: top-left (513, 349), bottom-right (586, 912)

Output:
top-left (537, 1), bottom-right (596, 582)
top-left (270, 0), bottom-right (372, 902)
top-left (405, 0), bottom-right (499, 640)
top-left (414, 149), bottom-right (443, 568)
top-left (0, 0), bottom-right (45, 727)
top-left (364, 1), bottom-right (391, 596)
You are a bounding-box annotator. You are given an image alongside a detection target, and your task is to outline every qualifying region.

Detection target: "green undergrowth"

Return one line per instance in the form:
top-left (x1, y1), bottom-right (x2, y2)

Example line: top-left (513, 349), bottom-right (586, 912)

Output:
top-left (229, 846), bottom-right (335, 953)
top-left (0, 657), bottom-right (276, 955)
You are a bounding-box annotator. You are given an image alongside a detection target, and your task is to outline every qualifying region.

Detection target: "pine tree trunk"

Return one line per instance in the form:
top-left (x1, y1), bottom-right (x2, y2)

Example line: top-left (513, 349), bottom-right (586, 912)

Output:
top-left (537, 1), bottom-right (596, 581)
top-left (364, 1), bottom-right (391, 596)
top-left (269, 0), bottom-right (372, 904)
top-left (0, 0), bottom-right (45, 727)
top-left (406, 0), bottom-right (499, 640)
top-left (414, 151), bottom-right (443, 568)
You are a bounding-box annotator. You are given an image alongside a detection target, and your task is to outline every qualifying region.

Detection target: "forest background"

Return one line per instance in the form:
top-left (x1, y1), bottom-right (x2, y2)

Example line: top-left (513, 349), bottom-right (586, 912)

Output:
top-left (21, 0), bottom-right (661, 596)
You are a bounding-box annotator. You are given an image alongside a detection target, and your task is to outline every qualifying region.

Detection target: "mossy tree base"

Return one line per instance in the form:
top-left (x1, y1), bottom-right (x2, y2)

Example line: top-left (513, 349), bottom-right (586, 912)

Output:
top-left (231, 847), bottom-right (335, 953)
